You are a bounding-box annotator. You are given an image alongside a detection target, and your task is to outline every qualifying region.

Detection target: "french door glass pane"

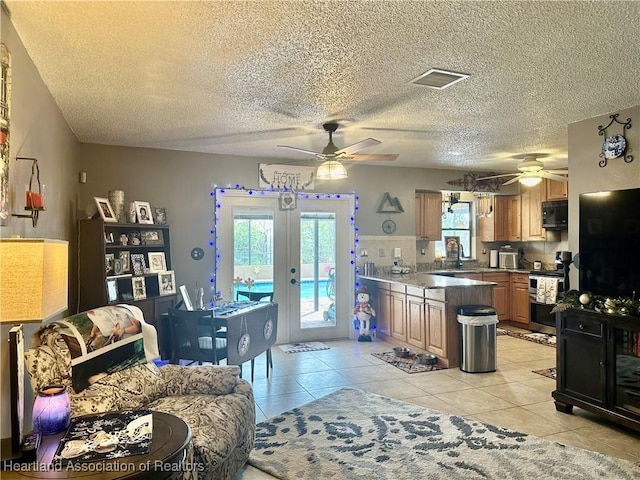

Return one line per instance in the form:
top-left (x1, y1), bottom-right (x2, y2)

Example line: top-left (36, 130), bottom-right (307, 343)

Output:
top-left (233, 211), bottom-right (274, 299)
top-left (300, 212), bottom-right (336, 328)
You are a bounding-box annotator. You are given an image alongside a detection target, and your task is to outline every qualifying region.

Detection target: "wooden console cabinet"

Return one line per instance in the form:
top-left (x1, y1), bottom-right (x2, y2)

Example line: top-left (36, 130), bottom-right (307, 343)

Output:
top-left (553, 308), bottom-right (640, 432)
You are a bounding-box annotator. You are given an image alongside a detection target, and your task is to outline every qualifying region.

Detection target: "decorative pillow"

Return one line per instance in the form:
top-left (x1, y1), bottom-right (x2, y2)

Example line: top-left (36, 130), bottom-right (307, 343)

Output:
top-left (161, 364), bottom-right (240, 396)
top-left (70, 363), bottom-right (165, 417)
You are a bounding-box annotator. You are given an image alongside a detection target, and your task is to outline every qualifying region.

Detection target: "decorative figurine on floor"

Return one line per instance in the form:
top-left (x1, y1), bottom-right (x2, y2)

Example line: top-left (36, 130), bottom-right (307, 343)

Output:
top-left (353, 285), bottom-right (375, 342)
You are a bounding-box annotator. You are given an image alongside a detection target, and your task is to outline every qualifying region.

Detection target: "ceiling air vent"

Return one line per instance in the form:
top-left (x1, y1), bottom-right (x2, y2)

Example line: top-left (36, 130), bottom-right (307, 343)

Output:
top-left (410, 68), bottom-right (469, 90)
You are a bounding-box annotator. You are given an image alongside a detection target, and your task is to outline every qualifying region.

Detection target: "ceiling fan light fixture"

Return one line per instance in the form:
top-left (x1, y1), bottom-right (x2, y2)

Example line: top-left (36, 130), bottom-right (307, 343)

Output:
top-left (519, 175), bottom-right (543, 187)
top-left (316, 160), bottom-right (347, 180)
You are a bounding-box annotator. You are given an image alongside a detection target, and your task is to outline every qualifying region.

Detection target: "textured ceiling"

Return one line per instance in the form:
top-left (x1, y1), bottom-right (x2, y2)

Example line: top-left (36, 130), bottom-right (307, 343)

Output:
top-left (5, 1), bottom-right (640, 173)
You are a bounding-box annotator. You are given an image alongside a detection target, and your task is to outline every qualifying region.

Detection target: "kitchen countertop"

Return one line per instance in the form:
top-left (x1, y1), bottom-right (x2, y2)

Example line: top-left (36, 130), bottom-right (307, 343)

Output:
top-left (428, 267), bottom-right (531, 275)
top-left (358, 272), bottom-right (496, 289)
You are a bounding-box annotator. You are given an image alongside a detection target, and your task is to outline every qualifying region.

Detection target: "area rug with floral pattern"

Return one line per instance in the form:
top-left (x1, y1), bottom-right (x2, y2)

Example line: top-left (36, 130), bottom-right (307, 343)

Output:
top-left (497, 328), bottom-right (557, 347)
top-left (248, 387), bottom-right (640, 480)
top-left (277, 342), bottom-right (329, 353)
top-left (371, 351), bottom-right (446, 374)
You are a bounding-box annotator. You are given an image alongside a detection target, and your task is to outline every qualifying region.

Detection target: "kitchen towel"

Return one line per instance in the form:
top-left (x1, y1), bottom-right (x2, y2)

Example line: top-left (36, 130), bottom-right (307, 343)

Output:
top-left (536, 277), bottom-right (559, 304)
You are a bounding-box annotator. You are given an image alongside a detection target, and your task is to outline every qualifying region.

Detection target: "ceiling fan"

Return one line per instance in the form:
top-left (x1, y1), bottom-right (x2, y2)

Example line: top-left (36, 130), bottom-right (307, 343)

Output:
top-left (476, 154), bottom-right (568, 187)
top-left (277, 122), bottom-right (399, 162)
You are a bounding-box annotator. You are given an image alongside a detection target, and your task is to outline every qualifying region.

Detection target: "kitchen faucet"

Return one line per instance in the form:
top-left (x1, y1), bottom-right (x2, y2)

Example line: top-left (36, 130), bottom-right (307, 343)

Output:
top-left (455, 242), bottom-right (464, 269)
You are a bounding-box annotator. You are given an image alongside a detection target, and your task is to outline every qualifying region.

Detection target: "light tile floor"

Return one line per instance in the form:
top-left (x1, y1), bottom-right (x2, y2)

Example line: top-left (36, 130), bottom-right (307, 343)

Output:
top-left (233, 333), bottom-right (640, 479)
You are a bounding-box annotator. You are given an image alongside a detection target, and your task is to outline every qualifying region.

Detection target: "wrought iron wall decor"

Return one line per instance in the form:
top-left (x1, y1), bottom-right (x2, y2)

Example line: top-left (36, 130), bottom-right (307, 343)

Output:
top-left (1, 43), bottom-right (11, 226)
top-left (12, 157), bottom-right (45, 227)
top-left (597, 113), bottom-right (633, 167)
top-left (446, 171), bottom-right (503, 192)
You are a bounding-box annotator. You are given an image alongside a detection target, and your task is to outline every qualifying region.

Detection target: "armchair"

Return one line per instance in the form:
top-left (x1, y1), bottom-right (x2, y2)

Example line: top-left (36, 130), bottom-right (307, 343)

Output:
top-left (23, 305), bottom-right (255, 480)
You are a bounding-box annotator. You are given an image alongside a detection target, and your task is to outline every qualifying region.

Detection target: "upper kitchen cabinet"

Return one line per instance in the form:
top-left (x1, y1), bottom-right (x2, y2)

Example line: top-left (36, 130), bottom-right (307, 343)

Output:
top-left (546, 179), bottom-right (568, 200)
top-left (415, 191), bottom-right (442, 240)
top-left (478, 195), bottom-right (509, 242)
top-left (521, 181), bottom-right (547, 241)
top-left (507, 195), bottom-right (522, 242)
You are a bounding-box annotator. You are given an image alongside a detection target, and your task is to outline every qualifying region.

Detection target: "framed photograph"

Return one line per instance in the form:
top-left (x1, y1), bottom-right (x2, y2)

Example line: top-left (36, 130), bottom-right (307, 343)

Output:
top-left (104, 232), bottom-right (115, 244)
top-left (94, 197), bottom-right (118, 223)
top-left (119, 251), bottom-right (130, 272)
top-left (279, 192), bottom-right (296, 211)
top-left (128, 231), bottom-right (141, 245)
top-left (132, 277), bottom-right (147, 300)
top-left (105, 253), bottom-right (115, 274)
top-left (445, 236), bottom-right (460, 260)
top-left (153, 207), bottom-right (168, 225)
top-left (179, 285), bottom-right (194, 311)
top-left (113, 258), bottom-right (124, 275)
top-left (106, 278), bottom-right (119, 304)
top-left (158, 270), bottom-right (176, 295)
top-left (134, 201), bottom-right (154, 224)
top-left (148, 252), bottom-right (167, 273)
top-left (141, 230), bottom-right (164, 245)
top-left (130, 253), bottom-right (146, 276)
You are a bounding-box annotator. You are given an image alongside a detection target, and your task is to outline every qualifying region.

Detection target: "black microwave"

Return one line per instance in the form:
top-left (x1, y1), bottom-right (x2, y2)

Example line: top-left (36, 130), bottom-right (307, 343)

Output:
top-left (542, 200), bottom-right (568, 230)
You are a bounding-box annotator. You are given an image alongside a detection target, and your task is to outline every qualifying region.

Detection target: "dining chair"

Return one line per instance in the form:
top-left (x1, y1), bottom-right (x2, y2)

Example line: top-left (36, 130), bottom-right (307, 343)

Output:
top-left (167, 308), bottom-right (228, 366)
top-left (234, 291), bottom-right (275, 381)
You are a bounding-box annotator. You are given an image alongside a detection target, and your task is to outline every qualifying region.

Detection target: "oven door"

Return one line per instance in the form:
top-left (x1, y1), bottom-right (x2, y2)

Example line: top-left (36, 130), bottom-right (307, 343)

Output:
top-left (529, 299), bottom-right (557, 335)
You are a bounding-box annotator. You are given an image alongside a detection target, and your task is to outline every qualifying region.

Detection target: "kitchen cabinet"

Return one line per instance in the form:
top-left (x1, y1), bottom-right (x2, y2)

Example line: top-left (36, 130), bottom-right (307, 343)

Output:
top-left (521, 181), bottom-right (547, 241)
top-left (546, 179), bottom-right (568, 200)
top-left (425, 295), bottom-right (446, 357)
top-left (389, 283), bottom-right (407, 342)
top-left (78, 219), bottom-right (178, 324)
top-left (483, 272), bottom-right (510, 321)
top-left (415, 191), bottom-right (442, 240)
top-left (509, 272), bottom-right (529, 326)
top-left (455, 272), bottom-right (483, 281)
top-left (376, 283), bottom-right (392, 337)
top-left (553, 309), bottom-right (640, 433)
top-left (507, 195), bottom-right (521, 242)
top-left (406, 286), bottom-right (426, 349)
top-left (477, 195), bottom-right (509, 242)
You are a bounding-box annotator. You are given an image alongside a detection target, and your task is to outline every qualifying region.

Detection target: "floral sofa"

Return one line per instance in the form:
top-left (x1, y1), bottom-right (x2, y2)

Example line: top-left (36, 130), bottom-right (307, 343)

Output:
top-left (24, 305), bottom-right (255, 480)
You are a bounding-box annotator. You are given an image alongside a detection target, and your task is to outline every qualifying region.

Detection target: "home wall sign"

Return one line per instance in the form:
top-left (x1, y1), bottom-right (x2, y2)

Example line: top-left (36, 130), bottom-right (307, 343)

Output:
top-left (597, 113), bottom-right (633, 167)
top-left (258, 164), bottom-right (315, 190)
top-left (446, 171), bottom-right (503, 192)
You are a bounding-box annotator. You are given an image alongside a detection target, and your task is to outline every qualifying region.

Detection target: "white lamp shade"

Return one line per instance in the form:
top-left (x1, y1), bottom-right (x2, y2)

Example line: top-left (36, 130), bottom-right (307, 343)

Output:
top-left (0, 238), bottom-right (69, 323)
top-left (519, 175), bottom-right (543, 187)
top-left (316, 160), bottom-right (347, 180)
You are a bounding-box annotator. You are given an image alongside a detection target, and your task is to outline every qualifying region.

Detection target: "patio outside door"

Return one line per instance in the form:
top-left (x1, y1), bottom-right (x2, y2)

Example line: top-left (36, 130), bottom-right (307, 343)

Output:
top-left (215, 189), bottom-right (354, 344)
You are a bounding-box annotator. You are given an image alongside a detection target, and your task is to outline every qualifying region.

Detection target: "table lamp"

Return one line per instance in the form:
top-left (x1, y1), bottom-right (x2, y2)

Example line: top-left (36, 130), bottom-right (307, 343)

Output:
top-left (0, 238), bottom-right (68, 460)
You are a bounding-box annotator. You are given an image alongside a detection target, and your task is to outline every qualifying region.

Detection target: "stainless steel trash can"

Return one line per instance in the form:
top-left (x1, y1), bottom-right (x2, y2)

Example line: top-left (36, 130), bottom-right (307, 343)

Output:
top-left (458, 305), bottom-right (498, 373)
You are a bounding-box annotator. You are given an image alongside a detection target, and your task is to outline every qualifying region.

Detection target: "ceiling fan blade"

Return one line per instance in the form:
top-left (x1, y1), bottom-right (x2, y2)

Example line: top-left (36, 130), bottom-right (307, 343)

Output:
top-left (335, 138), bottom-right (381, 155)
top-left (476, 173), bottom-right (519, 181)
top-left (545, 169), bottom-right (569, 174)
top-left (277, 145), bottom-right (323, 157)
top-left (342, 153), bottom-right (399, 162)
top-left (538, 171), bottom-right (569, 182)
top-left (502, 176), bottom-right (521, 186)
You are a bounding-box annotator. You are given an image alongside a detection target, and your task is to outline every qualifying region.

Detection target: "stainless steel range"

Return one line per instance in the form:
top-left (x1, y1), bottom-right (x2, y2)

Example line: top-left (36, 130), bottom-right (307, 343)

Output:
top-left (528, 269), bottom-right (564, 335)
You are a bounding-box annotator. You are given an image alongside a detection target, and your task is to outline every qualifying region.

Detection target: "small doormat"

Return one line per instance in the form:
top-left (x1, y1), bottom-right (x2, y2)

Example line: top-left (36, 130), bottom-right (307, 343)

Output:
top-left (497, 328), bottom-right (556, 348)
top-left (278, 342), bottom-right (330, 354)
top-left (372, 352), bottom-right (446, 374)
top-left (533, 367), bottom-right (557, 379)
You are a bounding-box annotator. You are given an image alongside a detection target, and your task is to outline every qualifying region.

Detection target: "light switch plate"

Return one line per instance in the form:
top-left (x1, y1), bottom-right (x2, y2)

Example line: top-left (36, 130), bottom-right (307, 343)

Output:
top-left (378, 248), bottom-right (385, 257)
top-left (393, 247), bottom-right (401, 258)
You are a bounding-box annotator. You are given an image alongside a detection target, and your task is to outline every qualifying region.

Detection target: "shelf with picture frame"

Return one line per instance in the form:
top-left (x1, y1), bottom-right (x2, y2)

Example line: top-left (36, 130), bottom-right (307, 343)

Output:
top-left (78, 218), bottom-right (177, 330)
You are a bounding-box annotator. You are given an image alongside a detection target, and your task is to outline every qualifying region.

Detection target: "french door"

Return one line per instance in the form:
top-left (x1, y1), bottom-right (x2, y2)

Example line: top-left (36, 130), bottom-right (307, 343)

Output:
top-left (215, 189), bottom-right (354, 344)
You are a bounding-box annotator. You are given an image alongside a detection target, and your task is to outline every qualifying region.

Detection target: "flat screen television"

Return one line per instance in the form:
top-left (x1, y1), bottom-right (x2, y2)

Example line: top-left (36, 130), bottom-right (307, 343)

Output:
top-left (579, 187), bottom-right (640, 298)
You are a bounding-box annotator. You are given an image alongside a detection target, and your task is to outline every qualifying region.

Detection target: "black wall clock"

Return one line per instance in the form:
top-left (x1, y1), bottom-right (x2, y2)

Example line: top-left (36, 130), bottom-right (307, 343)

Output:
top-left (382, 219), bottom-right (396, 234)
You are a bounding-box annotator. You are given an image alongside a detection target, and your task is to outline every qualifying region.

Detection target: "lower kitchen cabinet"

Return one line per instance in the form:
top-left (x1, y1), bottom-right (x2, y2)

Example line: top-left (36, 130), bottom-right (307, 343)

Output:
top-left (390, 284), bottom-right (407, 341)
top-left (553, 309), bottom-right (640, 433)
top-left (376, 283), bottom-right (392, 337)
top-left (426, 297), bottom-right (446, 357)
top-left (510, 272), bottom-right (530, 326)
top-left (407, 288), bottom-right (426, 349)
top-left (483, 272), bottom-right (510, 321)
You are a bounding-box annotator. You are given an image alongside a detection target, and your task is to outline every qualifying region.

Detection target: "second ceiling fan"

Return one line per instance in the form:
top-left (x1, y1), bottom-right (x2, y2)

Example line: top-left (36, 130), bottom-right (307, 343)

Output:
top-left (277, 122), bottom-right (399, 162)
top-left (477, 154), bottom-right (568, 186)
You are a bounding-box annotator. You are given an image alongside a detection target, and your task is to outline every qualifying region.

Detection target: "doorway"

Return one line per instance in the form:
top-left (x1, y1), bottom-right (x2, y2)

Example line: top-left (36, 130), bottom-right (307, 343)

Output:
top-left (215, 189), bottom-right (355, 344)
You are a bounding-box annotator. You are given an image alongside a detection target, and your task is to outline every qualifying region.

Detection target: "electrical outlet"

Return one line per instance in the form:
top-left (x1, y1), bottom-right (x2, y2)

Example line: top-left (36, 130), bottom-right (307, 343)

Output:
top-left (421, 248), bottom-right (426, 255)
top-left (378, 248), bottom-right (385, 257)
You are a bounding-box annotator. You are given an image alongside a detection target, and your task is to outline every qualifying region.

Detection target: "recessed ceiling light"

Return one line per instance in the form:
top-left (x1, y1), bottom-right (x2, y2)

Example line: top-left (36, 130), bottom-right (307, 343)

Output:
top-left (410, 68), bottom-right (470, 90)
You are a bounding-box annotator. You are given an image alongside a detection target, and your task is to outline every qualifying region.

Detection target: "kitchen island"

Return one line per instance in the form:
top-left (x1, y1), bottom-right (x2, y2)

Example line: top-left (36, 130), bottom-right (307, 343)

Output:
top-left (359, 272), bottom-right (495, 368)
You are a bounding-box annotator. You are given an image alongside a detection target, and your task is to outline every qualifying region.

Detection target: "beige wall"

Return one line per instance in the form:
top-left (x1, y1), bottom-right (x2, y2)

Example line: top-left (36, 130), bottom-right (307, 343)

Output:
top-left (567, 105), bottom-right (640, 287)
top-left (1, 10), bottom-right (81, 439)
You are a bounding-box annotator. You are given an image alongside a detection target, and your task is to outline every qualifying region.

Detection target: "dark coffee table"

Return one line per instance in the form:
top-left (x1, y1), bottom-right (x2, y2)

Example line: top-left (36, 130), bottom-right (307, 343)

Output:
top-left (2, 411), bottom-right (191, 479)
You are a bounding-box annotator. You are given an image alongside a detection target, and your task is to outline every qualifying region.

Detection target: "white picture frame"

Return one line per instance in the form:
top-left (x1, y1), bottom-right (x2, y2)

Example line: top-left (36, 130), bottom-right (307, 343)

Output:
top-left (179, 284), bottom-right (194, 311)
top-left (119, 251), bottom-right (130, 272)
top-left (148, 252), bottom-right (167, 273)
top-left (134, 201), bottom-right (154, 224)
top-left (158, 270), bottom-right (176, 296)
top-left (106, 278), bottom-right (119, 303)
top-left (279, 192), bottom-right (297, 210)
top-left (132, 277), bottom-right (147, 300)
top-left (94, 197), bottom-right (118, 223)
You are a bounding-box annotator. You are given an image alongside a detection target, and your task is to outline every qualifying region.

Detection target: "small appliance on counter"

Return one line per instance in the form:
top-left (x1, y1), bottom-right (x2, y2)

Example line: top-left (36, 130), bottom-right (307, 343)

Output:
top-left (391, 259), bottom-right (410, 274)
top-left (533, 260), bottom-right (542, 270)
top-left (489, 250), bottom-right (499, 268)
top-left (498, 246), bottom-right (518, 269)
